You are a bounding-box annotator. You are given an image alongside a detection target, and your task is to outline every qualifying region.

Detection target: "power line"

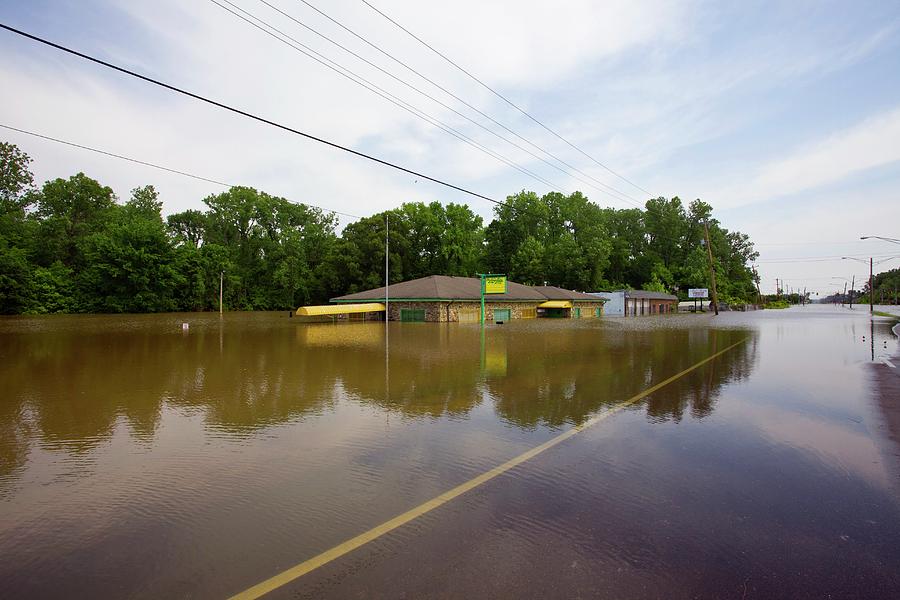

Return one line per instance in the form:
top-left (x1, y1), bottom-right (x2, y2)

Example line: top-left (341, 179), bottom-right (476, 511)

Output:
top-left (0, 123), bottom-right (363, 220)
top-left (286, 0), bottom-right (644, 207)
top-left (257, 0), bottom-right (641, 207)
top-left (359, 0), bottom-right (655, 198)
top-left (209, 0), bottom-right (566, 196)
top-left (0, 22), bottom-right (517, 211)
top-left (756, 252), bottom-right (900, 264)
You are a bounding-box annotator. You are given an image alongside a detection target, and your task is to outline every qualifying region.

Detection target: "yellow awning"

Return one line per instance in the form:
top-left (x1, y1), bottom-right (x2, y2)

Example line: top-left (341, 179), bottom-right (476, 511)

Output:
top-left (296, 303), bottom-right (385, 316)
top-left (538, 300), bottom-right (573, 309)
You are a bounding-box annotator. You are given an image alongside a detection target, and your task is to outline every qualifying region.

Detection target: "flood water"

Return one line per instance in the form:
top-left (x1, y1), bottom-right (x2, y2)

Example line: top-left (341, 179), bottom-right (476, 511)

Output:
top-left (2, 307), bottom-right (900, 598)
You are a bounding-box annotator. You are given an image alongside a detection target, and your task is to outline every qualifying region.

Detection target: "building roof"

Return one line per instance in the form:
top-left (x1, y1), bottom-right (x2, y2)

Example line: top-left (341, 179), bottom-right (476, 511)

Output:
top-left (332, 276), bottom-right (607, 303)
top-left (332, 275), bottom-right (548, 302)
top-left (532, 286), bottom-right (606, 302)
top-left (623, 289), bottom-right (678, 301)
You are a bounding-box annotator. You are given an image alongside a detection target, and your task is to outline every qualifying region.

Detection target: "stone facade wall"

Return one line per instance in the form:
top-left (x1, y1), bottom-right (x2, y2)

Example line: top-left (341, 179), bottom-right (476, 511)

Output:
top-left (572, 301), bottom-right (605, 317)
top-left (385, 301), bottom-right (544, 322)
top-left (386, 301), bottom-right (449, 322)
top-left (485, 302), bottom-right (543, 321)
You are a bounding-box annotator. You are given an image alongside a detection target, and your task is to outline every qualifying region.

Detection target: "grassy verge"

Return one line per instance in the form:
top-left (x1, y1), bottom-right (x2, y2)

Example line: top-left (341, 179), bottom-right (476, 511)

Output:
top-left (874, 310), bottom-right (900, 319)
top-left (764, 300), bottom-right (790, 309)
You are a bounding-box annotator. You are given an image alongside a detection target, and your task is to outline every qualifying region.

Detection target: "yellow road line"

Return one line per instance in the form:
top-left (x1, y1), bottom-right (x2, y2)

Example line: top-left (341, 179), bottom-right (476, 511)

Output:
top-left (230, 337), bottom-right (747, 600)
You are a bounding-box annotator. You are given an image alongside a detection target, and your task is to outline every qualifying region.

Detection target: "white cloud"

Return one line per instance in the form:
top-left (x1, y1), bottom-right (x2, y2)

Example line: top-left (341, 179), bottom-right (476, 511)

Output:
top-left (750, 106), bottom-right (900, 201)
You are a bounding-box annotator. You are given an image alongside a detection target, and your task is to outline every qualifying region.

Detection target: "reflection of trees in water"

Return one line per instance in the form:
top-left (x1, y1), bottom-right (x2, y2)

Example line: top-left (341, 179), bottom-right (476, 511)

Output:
top-left (487, 326), bottom-right (758, 428)
top-left (642, 333), bottom-right (758, 422)
top-left (0, 318), bottom-right (758, 485)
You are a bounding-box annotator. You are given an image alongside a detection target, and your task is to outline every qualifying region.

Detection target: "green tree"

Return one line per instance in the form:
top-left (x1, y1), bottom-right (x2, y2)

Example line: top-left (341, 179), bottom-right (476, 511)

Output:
top-left (77, 186), bottom-right (181, 313)
top-left (0, 142), bottom-right (38, 313)
top-left (33, 173), bottom-right (117, 271)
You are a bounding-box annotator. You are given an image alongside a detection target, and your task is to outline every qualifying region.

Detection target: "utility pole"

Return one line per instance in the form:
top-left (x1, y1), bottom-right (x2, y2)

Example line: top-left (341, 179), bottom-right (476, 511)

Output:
top-left (753, 267), bottom-right (762, 305)
top-left (703, 220), bottom-right (719, 315)
top-left (385, 214), bottom-right (389, 322)
top-left (869, 257), bottom-right (874, 314)
top-left (850, 275), bottom-right (855, 309)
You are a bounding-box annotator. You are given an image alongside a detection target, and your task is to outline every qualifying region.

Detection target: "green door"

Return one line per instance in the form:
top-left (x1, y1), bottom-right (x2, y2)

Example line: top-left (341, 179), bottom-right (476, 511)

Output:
top-left (400, 308), bottom-right (426, 322)
top-left (493, 308), bottom-right (511, 322)
top-left (573, 308), bottom-right (581, 318)
top-left (595, 307), bottom-right (602, 317)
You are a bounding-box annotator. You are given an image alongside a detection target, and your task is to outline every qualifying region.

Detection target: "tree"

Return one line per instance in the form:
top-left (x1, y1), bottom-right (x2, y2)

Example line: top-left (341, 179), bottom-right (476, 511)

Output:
top-left (0, 142), bottom-right (37, 312)
top-left (76, 186), bottom-right (181, 313)
top-left (33, 173), bottom-right (117, 270)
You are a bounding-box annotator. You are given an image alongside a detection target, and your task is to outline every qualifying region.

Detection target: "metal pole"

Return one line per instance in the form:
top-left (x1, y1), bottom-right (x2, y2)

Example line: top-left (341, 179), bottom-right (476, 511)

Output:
top-left (480, 274), bottom-right (486, 325)
top-left (869, 257), bottom-right (874, 314)
top-left (753, 268), bottom-right (762, 306)
top-left (219, 271), bottom-right (223, 315)
top-left (385, 213), bottom-right (389, 322)
top-left (703, 220), bottom-right (719, 315)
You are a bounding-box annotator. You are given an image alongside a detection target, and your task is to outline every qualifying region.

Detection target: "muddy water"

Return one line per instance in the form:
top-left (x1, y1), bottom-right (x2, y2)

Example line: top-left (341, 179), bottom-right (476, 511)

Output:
top-left (1, 308), bottom-right (898, 598)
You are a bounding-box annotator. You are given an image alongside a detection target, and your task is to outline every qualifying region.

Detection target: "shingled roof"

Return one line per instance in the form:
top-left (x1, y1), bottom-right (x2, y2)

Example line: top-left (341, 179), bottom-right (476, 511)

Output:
top-left (332, 275), bottom-right (548, 302)
top-left (532, 286), bottom-right (606, 302)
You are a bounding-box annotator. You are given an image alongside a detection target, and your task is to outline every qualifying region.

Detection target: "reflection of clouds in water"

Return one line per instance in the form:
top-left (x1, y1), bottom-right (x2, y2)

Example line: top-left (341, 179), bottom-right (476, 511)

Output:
top-left (731, 403), bottom-right (889, 490)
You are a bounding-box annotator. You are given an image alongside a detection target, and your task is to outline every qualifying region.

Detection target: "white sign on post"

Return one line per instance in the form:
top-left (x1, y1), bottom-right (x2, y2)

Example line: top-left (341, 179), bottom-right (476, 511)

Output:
top-left (688, 288), bottom-right (709, 299)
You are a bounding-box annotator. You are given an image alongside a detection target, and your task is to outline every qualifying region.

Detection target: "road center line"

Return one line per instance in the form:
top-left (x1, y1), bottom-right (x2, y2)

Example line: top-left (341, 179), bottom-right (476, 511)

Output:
top-left (230, 337), bottom-right (748, 600)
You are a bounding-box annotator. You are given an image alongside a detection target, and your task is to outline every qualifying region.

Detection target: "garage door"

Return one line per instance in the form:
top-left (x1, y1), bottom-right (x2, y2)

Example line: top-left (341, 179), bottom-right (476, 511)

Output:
top-left (400, 308), bottom-right (426, 322)
top-left (493, 308), bottom-right (511, 322)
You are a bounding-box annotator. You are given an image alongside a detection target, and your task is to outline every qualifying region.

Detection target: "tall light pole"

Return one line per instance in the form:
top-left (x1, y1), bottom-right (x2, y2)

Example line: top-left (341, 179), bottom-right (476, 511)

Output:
top-left (385, 213), bottom-right (389, 322)
top-left (831, 277), bottom-right (850, 306)
top-left (842, 256), bottom-right (871, 313)
top-left (861, 235), bottom-right (900, 309)
top-left (860, 235), bottom-right (900, 245)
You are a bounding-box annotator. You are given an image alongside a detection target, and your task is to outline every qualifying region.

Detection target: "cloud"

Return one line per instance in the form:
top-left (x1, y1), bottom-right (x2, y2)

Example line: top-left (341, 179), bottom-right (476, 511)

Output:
top-left (747, 106), bottom-right (900, 203)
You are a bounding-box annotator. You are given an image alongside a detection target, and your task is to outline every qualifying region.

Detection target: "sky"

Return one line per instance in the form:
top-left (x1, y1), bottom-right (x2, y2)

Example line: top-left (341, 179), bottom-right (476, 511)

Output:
top-left (1, 0), bottom-right (900, 295)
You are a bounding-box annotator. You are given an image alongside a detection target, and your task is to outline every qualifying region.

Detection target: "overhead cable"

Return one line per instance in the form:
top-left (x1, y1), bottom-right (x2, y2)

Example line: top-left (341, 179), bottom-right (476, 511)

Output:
top-left (286, 0), bottom-right (643, 207)
top-left (0, 22), bottom-right (515, 210)
top-left (209, 0), bottom-right (566, 195)
top-left (359, 0), bottom-right (655, 198)
top-left (0, 123), bottom-right (362, 219)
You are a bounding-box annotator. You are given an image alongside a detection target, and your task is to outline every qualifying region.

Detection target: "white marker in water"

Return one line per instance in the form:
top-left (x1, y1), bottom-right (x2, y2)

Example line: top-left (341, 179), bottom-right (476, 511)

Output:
top-left (182, 323), bottom-right (189, 331)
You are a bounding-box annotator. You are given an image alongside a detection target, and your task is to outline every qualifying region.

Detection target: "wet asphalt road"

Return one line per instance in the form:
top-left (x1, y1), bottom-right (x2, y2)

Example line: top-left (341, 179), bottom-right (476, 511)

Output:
top-left (2, 306), bottom-right (900, 599)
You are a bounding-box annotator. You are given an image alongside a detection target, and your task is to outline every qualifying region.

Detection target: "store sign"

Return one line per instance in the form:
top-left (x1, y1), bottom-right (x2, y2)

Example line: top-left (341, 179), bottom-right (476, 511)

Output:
top-left (688, 288), bottom-right (709, 299)
top-left (484, 276), bottom-right (507, 294)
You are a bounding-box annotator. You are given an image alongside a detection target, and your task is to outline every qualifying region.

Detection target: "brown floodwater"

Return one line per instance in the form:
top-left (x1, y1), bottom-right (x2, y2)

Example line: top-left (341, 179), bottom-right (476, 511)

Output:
top-left (1, 307), bottom-right (899, 598)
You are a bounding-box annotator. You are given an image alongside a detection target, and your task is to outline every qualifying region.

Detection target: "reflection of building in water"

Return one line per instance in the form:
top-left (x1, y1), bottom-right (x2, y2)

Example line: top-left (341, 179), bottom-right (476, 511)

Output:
top-left (0, 315), bottom-right (758, 486)
top-left (305, 275), bottom-right (606, 322)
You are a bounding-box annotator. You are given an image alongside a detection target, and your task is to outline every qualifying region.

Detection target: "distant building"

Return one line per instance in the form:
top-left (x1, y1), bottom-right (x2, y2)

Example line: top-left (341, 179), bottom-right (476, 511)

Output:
top-left (590, 290), bottom-right (678, 316)
top-left (303, 275), bottom-right (606, 322)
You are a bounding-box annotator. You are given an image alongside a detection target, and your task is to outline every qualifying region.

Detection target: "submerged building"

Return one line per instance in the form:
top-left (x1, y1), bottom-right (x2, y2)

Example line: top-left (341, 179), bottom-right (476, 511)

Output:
top-left (591, 290), bottom-right (678, 316)
top-left (299, 275), bottom-right (606, 322)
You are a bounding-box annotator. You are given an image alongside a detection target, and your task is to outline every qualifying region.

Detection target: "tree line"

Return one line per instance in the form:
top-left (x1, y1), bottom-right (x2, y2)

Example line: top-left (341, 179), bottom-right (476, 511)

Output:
top-left (0, 140), bottom-right (760, 314)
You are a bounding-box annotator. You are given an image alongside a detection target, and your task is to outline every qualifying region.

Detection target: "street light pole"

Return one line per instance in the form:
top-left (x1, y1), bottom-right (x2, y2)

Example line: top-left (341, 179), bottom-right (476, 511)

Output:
top-left (860, 235), bottom-right (900, 245)
top-left (869, 257), bottom-right (874, 313)
top-left (842, 256), bottom-right (873, 313)
top-left (385, 213), bottom-right (389, 322)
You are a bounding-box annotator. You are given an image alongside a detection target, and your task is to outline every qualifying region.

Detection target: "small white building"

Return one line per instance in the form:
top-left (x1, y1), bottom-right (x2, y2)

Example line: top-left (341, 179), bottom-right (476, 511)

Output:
top-left (592, 291), bottom-right (625, 316)
top-left (590, 290), bottom-right (678, 316)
